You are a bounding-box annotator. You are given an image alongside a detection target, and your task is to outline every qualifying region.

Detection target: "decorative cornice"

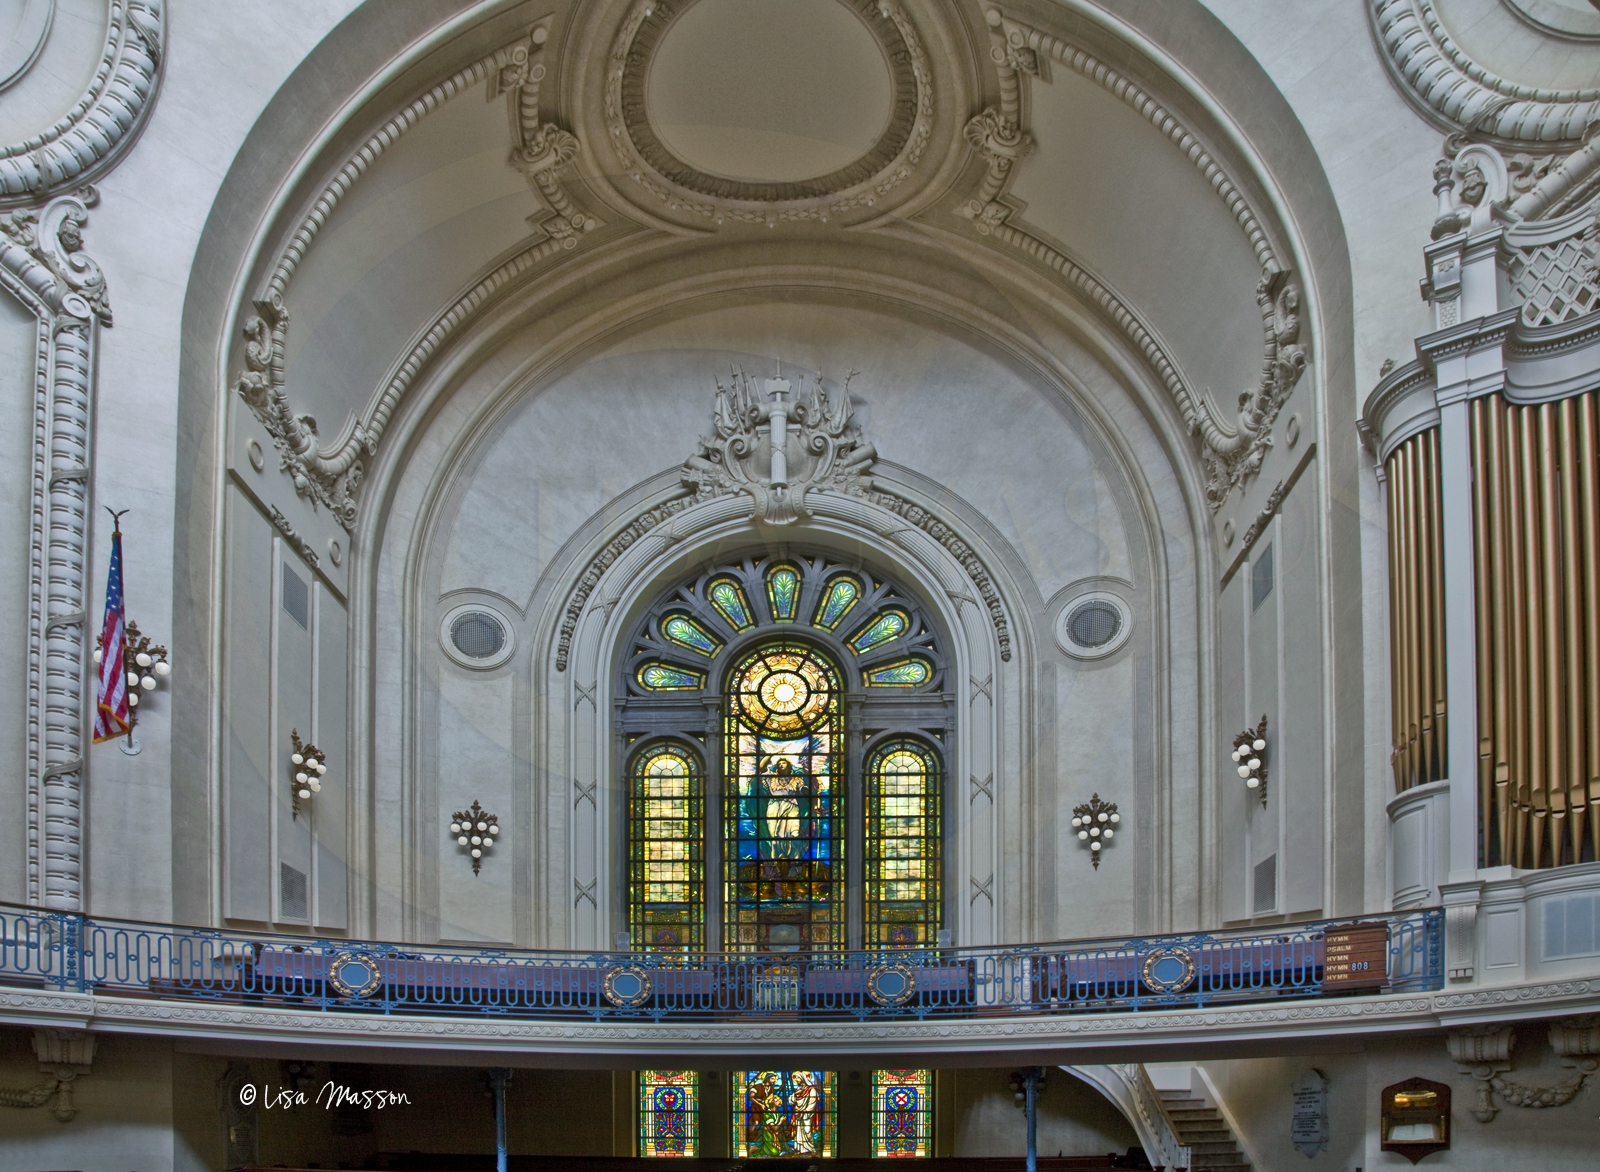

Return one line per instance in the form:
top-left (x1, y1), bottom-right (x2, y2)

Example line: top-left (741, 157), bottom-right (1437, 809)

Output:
top-left (235, 22), bottom-right (597, 531)
top-left (970, 8), bottom-right (1306, 512)
top-left (602, 0), bottom-right (933, 224)
top-left (0, 1), bottom-right (163, 205)
top-left (1371, 0), bottom-right (1600, 145)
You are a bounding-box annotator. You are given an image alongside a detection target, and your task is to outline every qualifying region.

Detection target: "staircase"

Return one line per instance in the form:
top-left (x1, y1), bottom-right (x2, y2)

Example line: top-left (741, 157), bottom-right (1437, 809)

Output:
top-left (1156, 1089), bottom-right (1250, 1172)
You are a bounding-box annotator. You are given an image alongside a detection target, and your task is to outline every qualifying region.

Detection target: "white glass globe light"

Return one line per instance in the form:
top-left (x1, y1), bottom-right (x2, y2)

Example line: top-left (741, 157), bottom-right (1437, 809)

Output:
top-left (309, 780), bottom-right (321, 792)
top-left (291, 753), bottom-right (303, 765)
top-left (315, 762), bottom-right (327, 775)
top-left (141, 675), bottom-right (155, 689)
top-left (1104, 828), bottom-right (1114, 839)
top-left (298, 787), bottom-right (310, 799)
top-left (488, 825), bottom-right (499, 835)
top-left (471, 848), bottom-right (482, 859)
top-left (128, 692), bottom-right (138, 706)
top-left (450, 822), bottom-right (461, 834)
top-left (1071, 816), bottom-right (1082, 827)
top-left (1077, 830), bottom-right (1088, 841)
top-left (457, 835), bottom-right (468, 846)
top-left (1231, 749), bottom-right (1240, 761)
top-left (135, 651), bottom-right (152, 668)
top-left (126, 671), bottom-right (138, 686)
top-left (1109, 813), bottom-right (1120, 823)
top-left (1090, 826), bottom-right (1100, 837)
top-left (296, 771), bottom-right (308, 784)
top-left (1247, 777), bottom-right (1260, 789)
top-left (1238, 764), bottom-right (1251, 778)
top-left (154, 660), bottom-right (170, 676)
top-left (1248, 758), bottom-right (1261, 770)
top-left (1253, 738), bottom-right (1266, 751)
top-left (1090, 841), bottom-right (1101, 851)
top-left (1098, 812), bottom-right (1108, 822)
top-left (93, 648), bottom-right (102, 663)
top-left (471, 836), bottom-right (481, 846)
top-left (476, 821), bottom-right (487, 831)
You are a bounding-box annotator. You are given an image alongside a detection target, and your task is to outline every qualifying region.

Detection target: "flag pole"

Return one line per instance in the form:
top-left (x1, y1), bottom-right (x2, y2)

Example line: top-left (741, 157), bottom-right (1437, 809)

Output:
top-left (105, 509), bottom-right (131, 747)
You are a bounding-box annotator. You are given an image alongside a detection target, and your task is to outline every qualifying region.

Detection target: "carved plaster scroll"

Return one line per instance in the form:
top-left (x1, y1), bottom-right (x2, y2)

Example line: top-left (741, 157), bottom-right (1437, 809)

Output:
top-left (269, 505), bottom-right (320, 570)
top-left (235, 22), bottom-right (597, 530)
top-left (0, 191), bottom-right (110, 911)
top-left (967, 8), bottom-right (1308, 511)
top-left (0, 1028), bottom-right (95, 1122)
top-left (0, 1), bottom-right (164, 205)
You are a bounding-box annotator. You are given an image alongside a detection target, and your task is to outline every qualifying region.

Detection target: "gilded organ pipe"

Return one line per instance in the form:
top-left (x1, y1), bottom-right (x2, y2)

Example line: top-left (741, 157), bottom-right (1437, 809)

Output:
top-left (1386, 429), bottom-right (1447, 793)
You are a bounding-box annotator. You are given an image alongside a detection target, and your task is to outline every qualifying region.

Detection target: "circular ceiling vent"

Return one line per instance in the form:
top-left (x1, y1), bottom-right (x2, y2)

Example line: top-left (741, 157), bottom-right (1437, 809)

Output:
top-left (441, 604), bottom-right (516, 670)
top-left (1055, 591), bottom-right (1132, 660)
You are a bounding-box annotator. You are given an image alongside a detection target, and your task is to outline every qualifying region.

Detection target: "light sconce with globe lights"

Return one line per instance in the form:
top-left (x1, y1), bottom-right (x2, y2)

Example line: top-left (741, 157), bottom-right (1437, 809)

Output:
top-left (289, 729), bottom-right (327, 819)
top-left (1071, 793), bottom-right (1119, 869)
top-left (451, 801), bottom-right (500, 875)
top-left (1232, 715), bottom-right (1268, 805)
top-left (93, 619), bottom-right (171, 725)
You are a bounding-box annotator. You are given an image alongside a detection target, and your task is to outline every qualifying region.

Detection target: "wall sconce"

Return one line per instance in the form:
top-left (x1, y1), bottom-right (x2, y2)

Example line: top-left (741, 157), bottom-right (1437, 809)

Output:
top-left (451, 800), bottom-right (500, 875)
top-left (1008, 1067), bottom-right (1046, 1107)
top-left (289, 729), bottom-right (326, 819)
top-left (1071, 794), bottom-right (1119, 869)
top-left (1380, 1077), bottom-right (1450, 1163)
top-left (94, 619), bottom-right (171, 752)
top-left (1232, 715), bottom-right (1268, 805)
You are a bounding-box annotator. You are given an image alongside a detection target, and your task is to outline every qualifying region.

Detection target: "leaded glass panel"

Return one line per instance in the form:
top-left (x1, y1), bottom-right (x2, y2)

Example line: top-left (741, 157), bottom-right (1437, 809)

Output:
top-left (850, 607), bottom-right (909, 653)
top-left (865, 740), bottom-right (941, 946)
top-left (638, 663), bottom-right (706, 691)
top-left (812, 574), bottom-right (861, 630)
top-left (628, 745), bottom-right (704, 950)
top-left (871, 1069), bottom-right (932, 1157)
top-left (639, 1070), bottom-right (699, 1157)
top-left (864, 657), bottom-right (932, 687)
top-left (766, 564), bottom-right (800, 621)
top-left (732, 1070), bottom-right (837, 1159)
top-left (708, 576), bottom-right (754, 631)
top-left (662, 612), bottom-right (722, 656)
top-left (724, 641), bottom-right (844, 951)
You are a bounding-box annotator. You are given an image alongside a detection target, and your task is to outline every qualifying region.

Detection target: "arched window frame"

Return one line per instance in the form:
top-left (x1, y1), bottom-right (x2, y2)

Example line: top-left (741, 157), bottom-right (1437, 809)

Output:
top-left (626, 740), bottom-right (707, 951)
top-left (618, 551), bottom-right (952, 952)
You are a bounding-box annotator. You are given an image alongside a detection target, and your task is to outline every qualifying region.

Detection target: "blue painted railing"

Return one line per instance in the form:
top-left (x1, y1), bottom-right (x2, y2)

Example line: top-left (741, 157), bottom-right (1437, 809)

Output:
top-left (0, 903), bottom-right (1441, 1021)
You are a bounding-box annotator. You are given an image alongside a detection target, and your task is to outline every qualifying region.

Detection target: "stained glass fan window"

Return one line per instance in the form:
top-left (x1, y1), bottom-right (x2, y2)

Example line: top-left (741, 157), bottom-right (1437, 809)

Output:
top-left (639, 1071), bottom-right (699, 1157)
top-left (872, 1070), bottom-right (932, 1157)
top-left (628, 744), bottom-right (704, 950)
top-left (733, 1070), bottom-right (837, 1159)
top-left (724, 641), bottom-right (845, 951)
top-left (865, 740), bottom-right (942, 946)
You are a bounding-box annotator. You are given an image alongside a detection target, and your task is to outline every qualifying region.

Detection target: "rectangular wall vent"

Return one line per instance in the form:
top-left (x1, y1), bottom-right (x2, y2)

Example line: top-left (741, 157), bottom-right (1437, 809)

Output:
top-left (1253, 854), bottom-right (1278, 915)
top-left (1251, 542), bottom-right (1275, 612)
top-left (281, 562), bottom-right (310, 630)
top-left (279, 862), bottom-right (308, 922)
top-left (1542, 892), bottom-right (1600, 960)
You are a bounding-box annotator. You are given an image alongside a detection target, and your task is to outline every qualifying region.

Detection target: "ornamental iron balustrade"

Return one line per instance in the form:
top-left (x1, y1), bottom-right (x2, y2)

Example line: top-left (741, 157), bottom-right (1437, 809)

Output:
top-left (0, 903), bottom-right (1441, 1021)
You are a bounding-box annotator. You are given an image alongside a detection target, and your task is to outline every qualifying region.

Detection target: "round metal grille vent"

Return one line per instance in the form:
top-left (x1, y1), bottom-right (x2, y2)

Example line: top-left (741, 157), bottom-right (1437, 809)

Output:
top-left (1067, 601), bottom-right (1121, 649)
top-left (450, 611), bottom-right (507, 659)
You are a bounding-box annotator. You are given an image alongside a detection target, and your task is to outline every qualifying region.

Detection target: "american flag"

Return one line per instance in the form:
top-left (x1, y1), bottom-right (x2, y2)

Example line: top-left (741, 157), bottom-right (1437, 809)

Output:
top-left (93, 523), bottom-right (130, 743)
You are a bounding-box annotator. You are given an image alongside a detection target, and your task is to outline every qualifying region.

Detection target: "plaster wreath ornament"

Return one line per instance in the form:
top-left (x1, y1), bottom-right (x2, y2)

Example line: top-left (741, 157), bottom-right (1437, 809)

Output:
top-left (682, 368), bottom-right (877, 525)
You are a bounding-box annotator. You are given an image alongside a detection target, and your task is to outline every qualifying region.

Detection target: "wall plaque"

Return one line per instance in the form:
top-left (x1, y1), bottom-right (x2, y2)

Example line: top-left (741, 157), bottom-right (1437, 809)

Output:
top-left (1291, 1068), bottom-right (1329, 1157)
top-left (1323, 922), bottom-right (1388, 990)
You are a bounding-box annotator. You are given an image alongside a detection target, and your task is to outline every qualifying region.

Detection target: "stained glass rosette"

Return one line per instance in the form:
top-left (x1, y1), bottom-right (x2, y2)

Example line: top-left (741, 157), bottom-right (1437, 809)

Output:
top-left (871, 1069), bottom-right (932, 1157)
top-left (733, 1070), bottom-right (837, 1159)
top-left (639, 1070), bottom-right (698, 1157)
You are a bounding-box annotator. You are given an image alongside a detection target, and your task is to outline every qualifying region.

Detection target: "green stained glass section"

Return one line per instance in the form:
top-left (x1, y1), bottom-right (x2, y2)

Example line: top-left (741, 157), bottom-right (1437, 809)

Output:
top-left (865, 658), bottom-right (932, 687)
top-left (865, 741), bottom-right (941, 947)
top-left (628, 746), bottom-right (704, 950)
top-left (850, 608), bottom-right (909, 653)
top-left (708, 577), bottom-right (754, 631)
top-left (663, 613), bottom-right (722, 656)
top-left (812, 576), bottom-right (861, 631)
top-left (766, 565), bottom-right (800, 621)
top-left (639, 1070), bottom-right (699, 1157)
top-left (639, 663), bottom-right (706, 691)
top-left (733, 1071), bottom-right (837, 1159)
top-left (872, 1070), bottom-right (933, 1157)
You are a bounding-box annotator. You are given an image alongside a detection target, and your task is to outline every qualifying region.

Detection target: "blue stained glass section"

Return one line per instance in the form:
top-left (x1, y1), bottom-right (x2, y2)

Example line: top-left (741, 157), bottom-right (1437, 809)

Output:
top-left (813, 577), bottom-right (860, 630)
top-left (866, 658), bottom-right (931, 687)
top-left (639, 663), bottom-right (705, 690)
top-left (850, 608), bottom-right (908, 653)
top-left (663, 614), bottom-right (721, 656)
top-left (767, 567), bottom-right (799, 621)
top-left (708, 579), bottom-right (754, 630)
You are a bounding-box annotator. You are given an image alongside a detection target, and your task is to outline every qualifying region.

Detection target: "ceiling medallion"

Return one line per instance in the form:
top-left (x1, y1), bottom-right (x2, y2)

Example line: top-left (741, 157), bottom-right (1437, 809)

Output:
top-left (605, 0), bottom-right (933, 225)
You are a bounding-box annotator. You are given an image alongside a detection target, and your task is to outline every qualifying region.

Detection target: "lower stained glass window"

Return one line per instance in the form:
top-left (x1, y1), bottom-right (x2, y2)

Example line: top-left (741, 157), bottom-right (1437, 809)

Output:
top-left (628, 744), bottom-right (704, 950)
top-left (871, 1070), bottom-right (933, 1158)
top-left (733, 1070), bottom-right (837, 1158)
top-left (865, 740), bottom-right (942, 947)
top-left (639, 1071), bottom-right (699, 1157)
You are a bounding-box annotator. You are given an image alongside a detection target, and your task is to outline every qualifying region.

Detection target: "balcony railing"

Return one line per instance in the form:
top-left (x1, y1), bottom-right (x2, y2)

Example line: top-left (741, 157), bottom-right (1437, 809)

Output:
top-left (0, 903), bottom-right (1441, 1022)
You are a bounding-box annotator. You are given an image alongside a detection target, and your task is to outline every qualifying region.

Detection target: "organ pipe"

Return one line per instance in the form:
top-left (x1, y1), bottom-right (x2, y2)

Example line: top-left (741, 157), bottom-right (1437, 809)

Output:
top-left (1386, 428), bottom-right (1447, 793)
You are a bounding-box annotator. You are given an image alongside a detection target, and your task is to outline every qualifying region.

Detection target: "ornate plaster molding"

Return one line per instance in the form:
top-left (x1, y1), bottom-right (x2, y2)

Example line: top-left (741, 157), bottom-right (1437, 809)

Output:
top-left (235, 21), bottom-right (597, 531)
top-left (0, 191), bottom-right (108, 912)
top-left (1372, 0), bottom-right (1600, 145)
top-left (969, 8), bottom-right (1306, 511)
top-left (601, 0), bottom-right (933, 225)
top-left (269, 505), bottom-right (320, 571)
top-left (0, 0), bottom-right (162, 205)
top-left (0, 1028), bottom-right (94, 1123)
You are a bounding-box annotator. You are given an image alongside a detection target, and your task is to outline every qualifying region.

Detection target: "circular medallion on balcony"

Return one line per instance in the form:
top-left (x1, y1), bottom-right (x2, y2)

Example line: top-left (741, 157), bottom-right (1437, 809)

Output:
top-left (327, 951), bottom-right (383, 999)
top-left (603, 963), bottom-right (654, 1008)
top-left (1141, 947), bottom-right (1197, 995)
top-left (867, 962), bottom-right (917, 1006)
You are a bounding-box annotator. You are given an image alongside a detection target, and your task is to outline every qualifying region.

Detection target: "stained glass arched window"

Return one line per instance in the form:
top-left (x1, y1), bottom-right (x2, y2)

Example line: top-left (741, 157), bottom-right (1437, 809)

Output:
top-left (620, 552), bottom-right (949, 952)
top-left (639, 1071), bottom-right (699, 1157)
top-left (872, 1069), bottom-right (933, 1157)
top-left (627, 743), bottom-right (705, 951)
top-left (725, 641), bottom-right (844, 951)
top-left (865, 740), bottom-right (942, 947)
top-left (733, 1070), bottom-right (837, 1159)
